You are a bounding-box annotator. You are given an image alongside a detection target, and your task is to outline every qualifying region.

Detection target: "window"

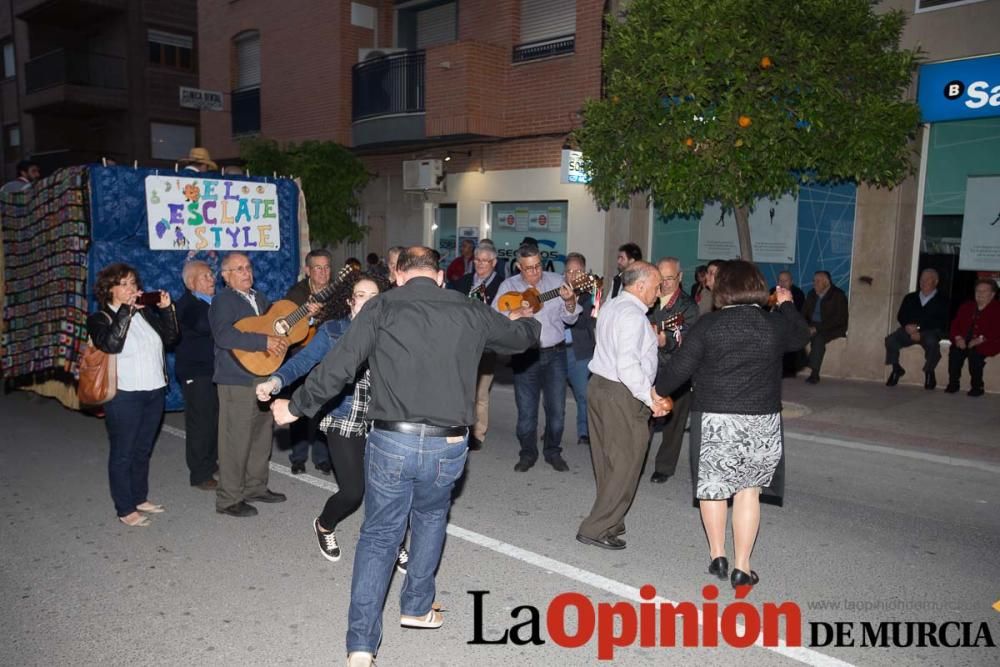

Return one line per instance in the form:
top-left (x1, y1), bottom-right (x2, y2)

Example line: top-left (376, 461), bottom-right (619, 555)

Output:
top-left (2, 41), bottom-right (14, 79)
top-left (515, 0), bottom-right (576, 62)
top-left (232, 30), bottom-right (261, 135)
top-left (397, 1), bottom-right (456, 50)
top-left (4, 124), bottom-right (21, 160)
top-left (150, 122), bottom-right (195, 160)
top-left (148, 30), bottom-right (194, 70)
top-left (915, 0), bottom-right (989, 11)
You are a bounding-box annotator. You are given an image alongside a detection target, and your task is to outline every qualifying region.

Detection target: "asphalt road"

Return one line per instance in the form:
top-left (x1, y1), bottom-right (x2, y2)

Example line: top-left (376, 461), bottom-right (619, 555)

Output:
top-left (2, 384), bottom-right (998, 667)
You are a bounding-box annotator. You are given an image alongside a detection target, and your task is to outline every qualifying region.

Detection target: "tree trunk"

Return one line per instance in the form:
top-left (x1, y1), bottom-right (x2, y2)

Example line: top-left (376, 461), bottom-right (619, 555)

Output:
top-left (734, 205), bottom-right (753, 261)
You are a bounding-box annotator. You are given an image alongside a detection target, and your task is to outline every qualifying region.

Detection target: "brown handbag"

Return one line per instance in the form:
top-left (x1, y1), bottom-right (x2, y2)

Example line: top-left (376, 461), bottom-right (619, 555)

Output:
top-left (77, 313), bottom-right (118, 405)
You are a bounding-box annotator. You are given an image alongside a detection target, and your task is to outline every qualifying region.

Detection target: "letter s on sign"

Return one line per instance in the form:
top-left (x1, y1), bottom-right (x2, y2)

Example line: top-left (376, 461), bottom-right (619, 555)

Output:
top-left (965, 81), bottom-right (989, 109)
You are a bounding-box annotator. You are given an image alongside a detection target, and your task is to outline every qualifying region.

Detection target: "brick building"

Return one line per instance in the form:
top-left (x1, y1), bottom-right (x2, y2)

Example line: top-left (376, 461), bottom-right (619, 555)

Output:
top-left (196, 0), bottom-right (615, 275)
top-left (0, 0), bottom-right (200, 180)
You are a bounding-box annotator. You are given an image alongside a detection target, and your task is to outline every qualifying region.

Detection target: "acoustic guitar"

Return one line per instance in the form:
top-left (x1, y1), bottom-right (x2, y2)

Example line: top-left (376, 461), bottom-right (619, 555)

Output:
top-left (232, 266), bottom-right (355, 376)
top-left (495, 273), bottom-right (603, 313)
top-left (657, 312), bottom-right (685, 333)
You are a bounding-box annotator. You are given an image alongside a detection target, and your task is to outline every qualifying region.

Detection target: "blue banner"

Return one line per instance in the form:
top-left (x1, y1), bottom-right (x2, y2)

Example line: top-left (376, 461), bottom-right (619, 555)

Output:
top-left (917, 54), bottom-right (1000, 123)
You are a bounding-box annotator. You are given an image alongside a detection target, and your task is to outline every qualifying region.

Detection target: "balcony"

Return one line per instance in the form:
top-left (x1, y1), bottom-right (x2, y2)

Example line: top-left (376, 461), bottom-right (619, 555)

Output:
top-left (22, 49), bottom-right (127, 112)
top-left (351, 51), bottom-right (426, 147)
top-left (231, 86), bottom-right (261, 136)
top-left (15, 0), bottom-right (126, 26)
top-left (512, 34), bottom-right (575, 63)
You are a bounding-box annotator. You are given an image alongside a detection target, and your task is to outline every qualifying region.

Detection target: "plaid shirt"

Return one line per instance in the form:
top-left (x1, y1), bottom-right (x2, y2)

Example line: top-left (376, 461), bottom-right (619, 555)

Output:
top-left (320, 369), bottom-right (371, 437)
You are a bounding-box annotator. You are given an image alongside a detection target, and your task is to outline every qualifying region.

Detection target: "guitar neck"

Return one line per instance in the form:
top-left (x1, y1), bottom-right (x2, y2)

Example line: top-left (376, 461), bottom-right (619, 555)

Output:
top-left (284, 282), bottom-right (337, 327)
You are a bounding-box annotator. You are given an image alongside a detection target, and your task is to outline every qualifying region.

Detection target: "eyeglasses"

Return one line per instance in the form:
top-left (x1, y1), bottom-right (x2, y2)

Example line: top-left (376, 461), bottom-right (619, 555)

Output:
top-left (660, 275), bottom-right (680, 282)
top-left (225, 265), bottom-right (252, 274)
top-left (520, 263), bottom-right (542, 273)
top-left (309, 264), bottom-right (332, 272)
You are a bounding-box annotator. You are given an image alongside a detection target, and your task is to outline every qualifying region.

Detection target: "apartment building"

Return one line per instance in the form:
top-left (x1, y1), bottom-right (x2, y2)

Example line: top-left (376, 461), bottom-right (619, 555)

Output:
top-left (0, 0), bottom-right (200, 180)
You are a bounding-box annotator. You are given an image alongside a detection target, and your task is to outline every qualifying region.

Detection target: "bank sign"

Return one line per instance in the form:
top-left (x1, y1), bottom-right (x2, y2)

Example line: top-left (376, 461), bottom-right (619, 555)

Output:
top-left (917, 54), bottom-right (1000, 123)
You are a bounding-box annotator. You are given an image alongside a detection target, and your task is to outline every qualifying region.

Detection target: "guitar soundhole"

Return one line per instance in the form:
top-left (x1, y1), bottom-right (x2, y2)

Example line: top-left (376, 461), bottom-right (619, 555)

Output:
top-left (274, 319), bottom-right (289, 336)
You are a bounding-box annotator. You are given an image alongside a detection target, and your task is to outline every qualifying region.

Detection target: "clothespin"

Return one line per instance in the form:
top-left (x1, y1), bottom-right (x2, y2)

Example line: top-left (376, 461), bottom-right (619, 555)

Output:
top-left (133, 160), bottom-right (138, 169)
top-left (174, 163), bottom-right (179, 172)
top-left (101, 157), bottom-right (107, 167)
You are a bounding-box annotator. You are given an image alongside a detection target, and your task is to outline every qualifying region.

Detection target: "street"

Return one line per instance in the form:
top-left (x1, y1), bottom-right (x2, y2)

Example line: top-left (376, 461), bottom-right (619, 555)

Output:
top-left (2, 379), bottom-right (998, 667)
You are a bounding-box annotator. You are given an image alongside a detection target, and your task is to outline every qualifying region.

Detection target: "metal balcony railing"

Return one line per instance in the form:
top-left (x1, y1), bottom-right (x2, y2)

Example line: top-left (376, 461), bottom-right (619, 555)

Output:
top-left (231, 86), bottom-right (261, 135)
top-left (512, 35), bottom-right (575, 63)
top-left (352, 51), bottom-right (425, 121)
top-left (24, 49), bottom-right (126, 93)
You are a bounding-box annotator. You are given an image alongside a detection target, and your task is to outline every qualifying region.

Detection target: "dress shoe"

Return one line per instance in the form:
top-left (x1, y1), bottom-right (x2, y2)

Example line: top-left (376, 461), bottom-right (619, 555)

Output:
top-left (968, 387), bottom-right (985, 397)
top-left (708, 556), bottom-right (729, 580)
top-left (245, 489), bottom-right (286, 503)
top-left (216, 501), bottom-right (258, 518)
top-left (650, 472), bottom-right (671, 484)
top-left (804, 373), bottom-right (820, 385)
top-left (316, 462), bottom-right (333, 475)
top-left (886, 366), bottom-right (905, 386)
top-left (578, 435), bottom-right (590, 445)
top-left (546, 455), bottom-right (569, 472)
top-left (467, 437), bottom-right (482, 451)
top-left (924, 372), bottom-right (936, 390)
top-left (576, 533), bottom-right (626, 550)
top-left (290, 462), bottom-right (306, 474)
top-left (944, 383), bottom-right (960, 394)
top-left (193, 479), bottom-right (218, 490)
top-left (514, 458), bottom-right (535, 472)
top-left (730, 568), bottom-right (759, 589)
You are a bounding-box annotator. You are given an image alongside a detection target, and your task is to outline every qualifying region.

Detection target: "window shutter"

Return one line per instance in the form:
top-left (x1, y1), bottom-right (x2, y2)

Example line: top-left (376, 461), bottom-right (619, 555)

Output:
top-left (148, 30), bottom-right (193, 50)
top-left (416, 2), bottom-right (456, 49)
top-left (520, 0), bottom-right (576, 44)
top-left (236, 32), bottom-right (261, 89)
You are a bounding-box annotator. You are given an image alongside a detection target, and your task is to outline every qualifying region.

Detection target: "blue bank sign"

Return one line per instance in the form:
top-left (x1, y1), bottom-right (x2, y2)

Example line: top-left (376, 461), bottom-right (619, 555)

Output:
top-left (917, 54), bottom-right (1000, 123)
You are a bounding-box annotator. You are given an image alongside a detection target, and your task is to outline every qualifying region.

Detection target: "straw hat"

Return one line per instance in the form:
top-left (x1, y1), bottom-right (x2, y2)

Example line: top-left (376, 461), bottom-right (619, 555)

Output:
top-left (179, 147), bottom-right (218, 171)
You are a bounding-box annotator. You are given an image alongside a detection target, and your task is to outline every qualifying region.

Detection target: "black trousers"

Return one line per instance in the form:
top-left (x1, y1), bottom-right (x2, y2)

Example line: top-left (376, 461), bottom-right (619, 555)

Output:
top-left (884, 328), bottom-right (942, 372)
top-left (651, 386), bottom-right (692, 476)
top-left (317, 430), bottom-right (366, 531)
top-left (180, 375), bottom-right (218, 486)
top-left (807, 334), bottom-right (828, 374)
top-left (948, 346), bottom-right (987, 390)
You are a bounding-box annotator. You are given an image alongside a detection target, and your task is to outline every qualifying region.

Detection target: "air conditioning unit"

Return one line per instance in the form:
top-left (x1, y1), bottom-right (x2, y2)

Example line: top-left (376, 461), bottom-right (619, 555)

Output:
top-left (403, 159), bottom-right (444, 191)
top-left (358, 47), bottom-right (406, 63)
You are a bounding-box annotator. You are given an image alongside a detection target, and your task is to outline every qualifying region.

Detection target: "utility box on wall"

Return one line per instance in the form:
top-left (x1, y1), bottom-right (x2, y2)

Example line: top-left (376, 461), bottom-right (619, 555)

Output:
top-left (402, 159), bottom-right (444, 191)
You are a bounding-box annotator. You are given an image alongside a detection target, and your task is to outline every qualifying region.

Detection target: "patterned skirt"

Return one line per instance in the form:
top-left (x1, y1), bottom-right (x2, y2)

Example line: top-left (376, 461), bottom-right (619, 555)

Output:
top-left (690, 411), bottom-right (784, 501)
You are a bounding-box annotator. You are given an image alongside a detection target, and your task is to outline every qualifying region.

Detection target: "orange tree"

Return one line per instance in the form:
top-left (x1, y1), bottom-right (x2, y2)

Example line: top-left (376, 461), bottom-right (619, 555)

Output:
top-left (576, 0), bottom-right (922, 260)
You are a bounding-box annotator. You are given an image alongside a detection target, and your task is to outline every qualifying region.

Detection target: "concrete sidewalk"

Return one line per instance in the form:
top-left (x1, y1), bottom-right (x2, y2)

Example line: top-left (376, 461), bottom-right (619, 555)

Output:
top-left (780, 375), bottom-right (1000, 464)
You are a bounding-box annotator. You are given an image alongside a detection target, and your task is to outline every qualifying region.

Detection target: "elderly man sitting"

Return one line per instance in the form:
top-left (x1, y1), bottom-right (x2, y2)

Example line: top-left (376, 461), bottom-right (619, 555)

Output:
top-left (885, 268), bottom-right (949, 390)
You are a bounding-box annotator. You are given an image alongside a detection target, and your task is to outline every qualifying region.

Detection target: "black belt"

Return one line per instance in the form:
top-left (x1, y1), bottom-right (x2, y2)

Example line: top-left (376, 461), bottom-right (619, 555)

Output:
top-left (373, 420), bottom-right (468, 438)
top-left (540, 342), bottom-right (567, 351)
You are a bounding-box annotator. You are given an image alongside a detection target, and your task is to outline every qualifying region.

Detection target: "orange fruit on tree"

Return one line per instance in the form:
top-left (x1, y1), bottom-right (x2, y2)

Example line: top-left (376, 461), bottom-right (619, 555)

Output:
top-left (760, 56), bottom-right (773, 69)
top-left (738, 115), bottom-right (752, 128)
top-left (612, 95), bottom-right (620, 104)
top-left (685, 137), bottom-right (694, 147)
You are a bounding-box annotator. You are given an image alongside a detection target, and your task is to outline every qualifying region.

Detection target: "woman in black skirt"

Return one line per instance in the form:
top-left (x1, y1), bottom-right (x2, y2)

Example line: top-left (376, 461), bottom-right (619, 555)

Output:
top-left (656, 260), bottom-right (809, 588)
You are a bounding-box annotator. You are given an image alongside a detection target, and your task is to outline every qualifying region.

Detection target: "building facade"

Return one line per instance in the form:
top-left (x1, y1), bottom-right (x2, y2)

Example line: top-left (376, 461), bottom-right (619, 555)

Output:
top-left (0, 0), bottom-right (200, 180)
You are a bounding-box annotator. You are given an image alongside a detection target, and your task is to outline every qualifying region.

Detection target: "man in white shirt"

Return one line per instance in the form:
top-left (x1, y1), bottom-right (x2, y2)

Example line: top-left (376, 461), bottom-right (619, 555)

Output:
top-left (494, 244), bottom-right (578, 472)
top-left (577, 261), bottom-right (671, 550)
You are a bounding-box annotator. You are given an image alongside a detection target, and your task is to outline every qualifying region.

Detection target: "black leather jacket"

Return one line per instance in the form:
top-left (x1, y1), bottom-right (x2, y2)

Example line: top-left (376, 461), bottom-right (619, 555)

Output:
top-left (87, 303), bottom-right (179, 354)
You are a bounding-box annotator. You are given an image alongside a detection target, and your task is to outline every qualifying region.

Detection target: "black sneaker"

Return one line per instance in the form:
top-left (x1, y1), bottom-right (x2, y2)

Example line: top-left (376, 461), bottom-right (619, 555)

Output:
top-left (396, 546), bottom-right (409, 575)
top-left (290, 462), bottom-right (305, 474)
top-left (313, 518), bottom-right (341, 562)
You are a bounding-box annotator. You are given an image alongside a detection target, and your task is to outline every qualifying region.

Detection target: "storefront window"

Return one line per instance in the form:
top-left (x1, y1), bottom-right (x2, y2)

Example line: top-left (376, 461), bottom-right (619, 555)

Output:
top-left (490, 201), bottom-right (569, 275)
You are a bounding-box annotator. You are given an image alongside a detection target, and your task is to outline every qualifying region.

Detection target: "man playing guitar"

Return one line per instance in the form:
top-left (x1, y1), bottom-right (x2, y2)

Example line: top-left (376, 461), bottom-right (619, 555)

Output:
top-left (282, 249), bottom-right (334, 475)
top-left (448, 244), bottom-right (503, 450)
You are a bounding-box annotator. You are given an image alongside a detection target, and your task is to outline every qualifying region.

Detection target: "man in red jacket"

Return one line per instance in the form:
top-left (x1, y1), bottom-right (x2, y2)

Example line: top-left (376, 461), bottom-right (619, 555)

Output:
top-left (946, 279), bottom-right (1000, 397)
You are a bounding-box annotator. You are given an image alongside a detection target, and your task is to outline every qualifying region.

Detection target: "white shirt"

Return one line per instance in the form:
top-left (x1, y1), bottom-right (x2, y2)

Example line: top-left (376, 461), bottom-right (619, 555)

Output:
top-left (588, 290), bottom-right (658, 407)
top-left (111, 306), bottom-right (166, 391)
top-left (493, 271), bottom-right (578, 348)
top-left (919, 289), bottom-right (937, 307)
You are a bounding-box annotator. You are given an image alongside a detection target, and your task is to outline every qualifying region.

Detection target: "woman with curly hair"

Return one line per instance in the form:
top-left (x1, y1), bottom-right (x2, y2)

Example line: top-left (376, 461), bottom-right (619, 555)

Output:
top-left (256, 272), bottom-right (408, 572)
top-left (87, 262), bottom-right (178, 527)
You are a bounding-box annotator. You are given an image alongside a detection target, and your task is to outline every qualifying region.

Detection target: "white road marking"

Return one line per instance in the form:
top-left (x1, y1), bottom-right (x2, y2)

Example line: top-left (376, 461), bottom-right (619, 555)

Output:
top-left (786, 431), bottom-right (1000, 474)
top-left (161, 423), bottom-right (854, 666)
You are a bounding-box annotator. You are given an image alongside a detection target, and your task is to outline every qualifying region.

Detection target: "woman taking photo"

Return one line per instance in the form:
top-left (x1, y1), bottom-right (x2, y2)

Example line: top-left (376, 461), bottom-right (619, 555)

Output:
top-left (256, 272), bottom-right (408, 573)
top-left (87, 263), bottom-right (178, 527)
top-left (655, 260), bottom-right (809, 588)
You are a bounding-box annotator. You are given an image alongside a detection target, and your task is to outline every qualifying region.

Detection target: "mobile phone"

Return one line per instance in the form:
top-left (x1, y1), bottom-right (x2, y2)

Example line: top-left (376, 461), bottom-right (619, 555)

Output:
top-left (137, 291), bottom-right (162, 307)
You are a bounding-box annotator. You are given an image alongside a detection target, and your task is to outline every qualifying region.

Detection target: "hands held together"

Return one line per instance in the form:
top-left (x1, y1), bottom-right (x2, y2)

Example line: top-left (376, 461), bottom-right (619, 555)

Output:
top-left (650, 389), bottom-right (673, 418)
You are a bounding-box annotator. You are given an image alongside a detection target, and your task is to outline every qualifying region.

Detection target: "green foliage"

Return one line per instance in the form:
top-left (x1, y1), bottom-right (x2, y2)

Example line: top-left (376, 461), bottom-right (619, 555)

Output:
top-left (240, 137), bottom-right (371, 245)
top-left (575, 0), bottom-right (922, 215)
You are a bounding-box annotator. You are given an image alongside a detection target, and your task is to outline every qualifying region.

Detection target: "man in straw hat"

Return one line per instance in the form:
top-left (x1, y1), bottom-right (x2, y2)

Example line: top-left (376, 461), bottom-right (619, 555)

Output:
top-left (180, 147), bottom-right (219, 173)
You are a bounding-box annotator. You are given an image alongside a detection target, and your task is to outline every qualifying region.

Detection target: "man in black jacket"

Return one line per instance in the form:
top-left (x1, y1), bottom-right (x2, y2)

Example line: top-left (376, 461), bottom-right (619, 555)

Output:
top-left (885, 268), bottom-right (950, 389)
top-left (271, 247), bottom-right (539, 666)
top-left (802, 271), bottom-right (849, 384)
top-left (175, 260), bottom-right (219, 490)
top-left (610, 242), bottom-right (642, 298)
top-left (448, 244), bottom-right (504, 449)
top-left (648, 258), bottom-right (700, 483)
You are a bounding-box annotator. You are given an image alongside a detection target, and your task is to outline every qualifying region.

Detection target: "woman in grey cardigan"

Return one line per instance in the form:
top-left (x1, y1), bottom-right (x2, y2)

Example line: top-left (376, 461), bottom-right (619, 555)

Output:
top-left (656, 261), bottom-right (810, 589)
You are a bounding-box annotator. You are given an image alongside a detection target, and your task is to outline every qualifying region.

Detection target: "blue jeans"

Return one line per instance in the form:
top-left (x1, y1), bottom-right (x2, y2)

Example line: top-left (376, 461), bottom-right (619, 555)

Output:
top-left (566, 347), bottom-right (591, 440)
top-left (103, 387), bottom-right (165, 517)
top-left (346, 428), bottom-right (469, 654)
top-left (512, 346), bottom-right (567, 462)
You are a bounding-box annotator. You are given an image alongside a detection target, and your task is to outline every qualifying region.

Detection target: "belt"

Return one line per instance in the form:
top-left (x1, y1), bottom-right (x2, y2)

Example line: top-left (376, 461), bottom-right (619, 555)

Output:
top-left (372, 420), bottom-right (468, 438)
top-left (540, 342), bottom-right (567, 351)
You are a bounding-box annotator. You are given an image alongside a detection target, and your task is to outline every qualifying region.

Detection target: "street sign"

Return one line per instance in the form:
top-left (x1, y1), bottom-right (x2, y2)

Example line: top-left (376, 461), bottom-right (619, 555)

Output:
top-left (179, 86), bottom-right (224, 111)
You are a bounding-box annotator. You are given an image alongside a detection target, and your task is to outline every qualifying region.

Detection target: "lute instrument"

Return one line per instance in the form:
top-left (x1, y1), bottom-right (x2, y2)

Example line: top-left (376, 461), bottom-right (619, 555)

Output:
top-left (495, 273), bottom-right (603, 314)
top-left (231, 266), bottom-right (355, 376)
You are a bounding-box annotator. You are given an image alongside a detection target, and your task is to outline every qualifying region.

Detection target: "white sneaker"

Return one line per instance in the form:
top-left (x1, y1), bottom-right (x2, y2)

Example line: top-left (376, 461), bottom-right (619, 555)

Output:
top-left (347, 651), bottom-right (375, 666)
